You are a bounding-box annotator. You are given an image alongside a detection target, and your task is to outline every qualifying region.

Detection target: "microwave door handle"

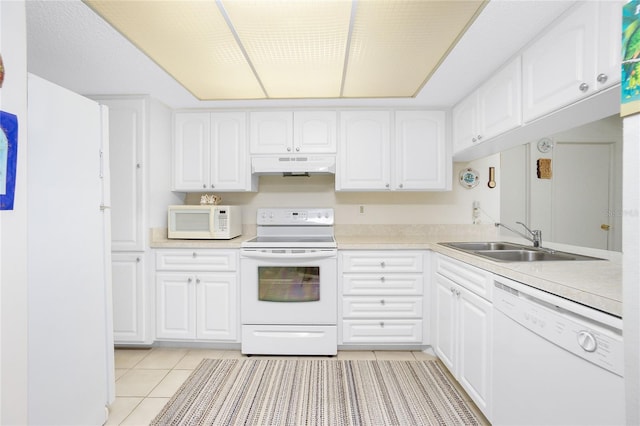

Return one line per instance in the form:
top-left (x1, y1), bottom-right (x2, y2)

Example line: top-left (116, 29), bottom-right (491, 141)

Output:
top-left (241, 250), bottom-right (335, 260)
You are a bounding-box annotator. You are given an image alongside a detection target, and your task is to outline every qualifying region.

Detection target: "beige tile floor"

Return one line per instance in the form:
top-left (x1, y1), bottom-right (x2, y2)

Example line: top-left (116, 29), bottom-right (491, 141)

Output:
top-left (108, 347), bottom-right (489, 425)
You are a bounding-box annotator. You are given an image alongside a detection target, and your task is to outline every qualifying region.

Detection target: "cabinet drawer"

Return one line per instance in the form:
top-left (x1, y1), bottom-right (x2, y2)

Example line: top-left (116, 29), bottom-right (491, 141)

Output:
top-left (342, 320), bottom-right (422, 343)
top-left (341, 251), bottom-right (424, 273)
top-left (342, 296), bottom-right (423, 318)
top-left (156, 250), bottom-right (237, 271)
top-left (343, 274), bottom-right (423, 295)
top-left (436, 254), bottom-right (492, 301)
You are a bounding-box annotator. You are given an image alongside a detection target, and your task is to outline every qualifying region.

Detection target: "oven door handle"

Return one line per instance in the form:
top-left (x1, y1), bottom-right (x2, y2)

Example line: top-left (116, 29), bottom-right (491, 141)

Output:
top-left (241, 249), bottom-right (336, 260)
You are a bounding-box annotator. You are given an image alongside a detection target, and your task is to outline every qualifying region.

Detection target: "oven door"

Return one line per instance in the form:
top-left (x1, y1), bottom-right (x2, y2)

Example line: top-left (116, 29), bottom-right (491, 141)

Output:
top-left (240, 249), bottom-right (337, 325)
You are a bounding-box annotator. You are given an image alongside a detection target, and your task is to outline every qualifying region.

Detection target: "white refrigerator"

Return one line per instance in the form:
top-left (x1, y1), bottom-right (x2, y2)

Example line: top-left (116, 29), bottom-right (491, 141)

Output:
top-left (27, 74), bottom-right (115, 425)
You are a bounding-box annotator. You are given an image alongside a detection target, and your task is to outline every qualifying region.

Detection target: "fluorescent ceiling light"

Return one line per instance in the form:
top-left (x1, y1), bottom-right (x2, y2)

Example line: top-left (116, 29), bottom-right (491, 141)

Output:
top-left (84, 0), bottom-right (485, 100)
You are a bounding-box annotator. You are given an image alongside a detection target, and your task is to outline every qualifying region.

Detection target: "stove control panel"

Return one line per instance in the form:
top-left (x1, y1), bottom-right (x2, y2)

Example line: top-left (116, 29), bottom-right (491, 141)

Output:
top-left (257, 208), bottom-right (334, 226)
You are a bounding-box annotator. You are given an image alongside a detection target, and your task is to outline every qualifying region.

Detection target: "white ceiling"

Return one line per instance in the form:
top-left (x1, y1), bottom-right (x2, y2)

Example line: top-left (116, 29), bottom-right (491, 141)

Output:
top-left (25, 0), bottom-right (576, 110)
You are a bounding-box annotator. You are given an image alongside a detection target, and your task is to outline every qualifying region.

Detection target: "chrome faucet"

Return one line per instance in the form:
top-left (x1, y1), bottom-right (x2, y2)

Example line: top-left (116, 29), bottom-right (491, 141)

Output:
top-left (495, 222), bottom-right (542, 248)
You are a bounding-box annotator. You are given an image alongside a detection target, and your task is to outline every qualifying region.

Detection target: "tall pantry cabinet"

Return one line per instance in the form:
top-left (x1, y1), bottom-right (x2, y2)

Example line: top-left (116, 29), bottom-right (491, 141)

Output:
top-left (92, 96), bottom-right (151, 345)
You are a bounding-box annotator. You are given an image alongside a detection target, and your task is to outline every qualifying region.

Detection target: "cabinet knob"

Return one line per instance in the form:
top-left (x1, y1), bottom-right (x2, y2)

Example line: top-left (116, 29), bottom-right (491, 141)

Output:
top-left (385, 183), bottom-right (390, 188)
top-left (380, 299), bottom-right (385, 306)
top-left (477, 135), bottom-right (483, 141)
top-left (196, 278), bottom-right (201, 284)
top-left (379, 322), bottom-right (385, 328)
top-left (136, 163), bottom-right (141, 169)
top-left (211, 184), bottom-right (215, 188)
top-left (295, 147), bottom-right (300, 152)
top-left (287, 147), bottom-right (292, 152)
top-left (192, 252), bottom-right (197, 258)
top-left (597, 73), bottom-right (608, 84)
top-left (472, 137), bottom-right (477, 143)
top-left (187, 277), bottom-right (193, 283)
top-left (380, 276), bottom-right (385, 283)
top-left (202, 184), bottom-right (207, 189)
top-left (380, 261), bottom-right (386, 268)
top-left (398, 183), bottom-right (403, 189)
top-left (136, 257), bottom-right (141, 263)
top-left (579, 82), bottom-right (589, 92)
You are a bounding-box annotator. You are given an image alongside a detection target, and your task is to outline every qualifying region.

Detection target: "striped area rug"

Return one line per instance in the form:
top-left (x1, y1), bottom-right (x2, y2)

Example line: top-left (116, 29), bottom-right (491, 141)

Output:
top-left (151, 358), bottom-right (482, 426)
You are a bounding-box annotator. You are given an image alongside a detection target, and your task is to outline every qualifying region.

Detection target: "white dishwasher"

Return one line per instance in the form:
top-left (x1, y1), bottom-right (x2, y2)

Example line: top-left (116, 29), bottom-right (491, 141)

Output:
top-left (492, 275), bottom-right (624, 426)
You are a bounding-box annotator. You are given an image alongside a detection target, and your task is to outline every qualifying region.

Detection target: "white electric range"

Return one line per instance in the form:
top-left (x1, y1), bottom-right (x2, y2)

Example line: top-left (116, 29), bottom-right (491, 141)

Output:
top-left (240, 208), bottom-right (338, 355)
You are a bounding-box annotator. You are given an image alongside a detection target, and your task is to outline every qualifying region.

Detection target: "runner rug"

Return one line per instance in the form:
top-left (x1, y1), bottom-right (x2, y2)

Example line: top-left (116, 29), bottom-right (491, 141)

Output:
top-left (151, 358), bottom-right (482, 426)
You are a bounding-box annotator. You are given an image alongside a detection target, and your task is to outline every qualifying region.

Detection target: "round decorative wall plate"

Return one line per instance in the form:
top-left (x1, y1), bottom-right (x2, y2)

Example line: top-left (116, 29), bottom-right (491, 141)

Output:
top-left (537, 137), bottom-right (553, 153)
top-left (459, 168), bottom-right (479, 188)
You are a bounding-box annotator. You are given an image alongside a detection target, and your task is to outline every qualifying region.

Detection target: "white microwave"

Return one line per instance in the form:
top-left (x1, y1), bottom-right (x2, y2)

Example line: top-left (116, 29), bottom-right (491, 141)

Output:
top-left (167, 205), bottom-right (242, 239)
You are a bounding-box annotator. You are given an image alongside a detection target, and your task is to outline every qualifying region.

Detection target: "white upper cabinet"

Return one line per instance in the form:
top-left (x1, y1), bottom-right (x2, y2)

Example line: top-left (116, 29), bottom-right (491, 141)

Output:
top-left (395, 111), bottom-right (448, 190)
top-left (250, 111), bottom-right (336, 154)
top-left (337, 110), bottom-right (448, 191)
top-left (173, 112), bottom-right (256, 192)
top-left (522, 1), bottom-right (622, 122)
top-left (337, 111), bottom-right (391, 191)
top-left (453, 57), bottom-right (522, 154)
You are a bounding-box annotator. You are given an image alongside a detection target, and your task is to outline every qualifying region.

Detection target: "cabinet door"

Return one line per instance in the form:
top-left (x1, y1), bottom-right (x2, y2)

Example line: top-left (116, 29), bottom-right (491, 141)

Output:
top-left (196, 273), bottom-right (237, 340)
top-left (173, 113), bottom-right (210, 191)
top-left (457, 286), bottom-right (492, 417)
top-left (210, 112), bottom-right (249, 191)
top-left (250, 111), bottom-right (293, 154)
top-left (294, 111), bottom-right (337, 153)
top-left (433, 274), bottom-right (457, 373)
top-left (478, 57), bottom-right (522, 141)
top-left (452, 92), bottom-right (480, 154)
top-left (111, 253), bottom-right (145, 343)
top-left (394, 111), bottom-right (447, 190)
top-left (522, 2), bottom-right (598, 122)
top-left (597, 1), bottom-right (623, 92)
top-left (156, 273), bottom-right (196, 340)
top-left (337, 111), bottom-right (391, 190)
top-left (100, 98), bottom-right (146, 251)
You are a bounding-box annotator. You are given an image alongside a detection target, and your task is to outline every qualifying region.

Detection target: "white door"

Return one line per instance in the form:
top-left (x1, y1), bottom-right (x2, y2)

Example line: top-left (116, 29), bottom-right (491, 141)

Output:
top-left (294, 111), bottom-right (337, 153)
top-left (156, 273), bottom-right (196, 339)
top-left (337, 111), bottom-right (391, 190)
top-left (112, 253), bottom-right (145, 343)
top-left (173, 112), bottom-right (210, 190)
top-left (196, 273), bottom-right (237, 340)
top-left (210, 112), bottom-right (248, 190)
top-left (433, 274), bottom-right (457, 373)
top-left (552, 142), bottom-right (613, 250)
top-left (27, 73), bottom-right (113, 425)
top-left (395, 110), bottom-right (447, 190)
top-left (249, 111), bottom-right (293, 154)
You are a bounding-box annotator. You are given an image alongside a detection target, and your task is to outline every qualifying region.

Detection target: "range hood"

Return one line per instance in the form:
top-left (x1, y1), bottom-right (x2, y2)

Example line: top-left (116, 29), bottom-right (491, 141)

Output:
top-left (251, 155), bottom-right (336, 176)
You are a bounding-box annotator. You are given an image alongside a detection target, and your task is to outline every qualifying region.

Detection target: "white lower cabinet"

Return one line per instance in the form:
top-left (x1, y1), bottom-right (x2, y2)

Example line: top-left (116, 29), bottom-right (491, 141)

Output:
top-left (155, 249), bottom-right (238, 341)
top-left (433, 254), bottom-right (493, 421)
top-left (112, 252), bottom-right (149, 344)
top-left (340, 250), bottom-right (427, 345)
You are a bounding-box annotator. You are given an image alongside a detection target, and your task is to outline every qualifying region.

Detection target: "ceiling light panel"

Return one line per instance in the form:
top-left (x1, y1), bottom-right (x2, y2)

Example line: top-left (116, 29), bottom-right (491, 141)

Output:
top-left (220, 0), bottom-right (352, 99)
top-left (84, 0), bottom-right (265, 100)
top-left (343, 0), bottom-right (485, 98)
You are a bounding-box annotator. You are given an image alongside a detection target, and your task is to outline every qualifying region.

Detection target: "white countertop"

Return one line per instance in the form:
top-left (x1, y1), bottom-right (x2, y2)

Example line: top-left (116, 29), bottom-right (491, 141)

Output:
top-left (150, 225), bottom-right (622, 317)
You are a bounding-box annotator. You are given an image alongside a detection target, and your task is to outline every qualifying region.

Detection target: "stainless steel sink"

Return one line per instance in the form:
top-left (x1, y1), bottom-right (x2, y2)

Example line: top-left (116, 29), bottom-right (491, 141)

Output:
top-left (440, 241), bottom-right (528, 251)
top-left (439, 242), bottom-right (603, 262)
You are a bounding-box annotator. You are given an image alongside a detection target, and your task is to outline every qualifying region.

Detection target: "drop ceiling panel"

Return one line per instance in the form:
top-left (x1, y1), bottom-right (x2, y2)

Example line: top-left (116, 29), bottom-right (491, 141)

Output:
top-left (85, 0), bottom-right (265, 100)
top-left (221, 0), bottom-right (352, 99)
top-left (343, 0), bottom-right (485, 98)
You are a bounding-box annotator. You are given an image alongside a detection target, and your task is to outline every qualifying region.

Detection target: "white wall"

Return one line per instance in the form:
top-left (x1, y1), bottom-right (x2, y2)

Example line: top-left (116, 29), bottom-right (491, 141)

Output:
top-left (0, 1), bottom-right (29, 423)
top-left (153, 154), bottom-right (501, 229)
top-left (623, 115), bottom-right (640, 425)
